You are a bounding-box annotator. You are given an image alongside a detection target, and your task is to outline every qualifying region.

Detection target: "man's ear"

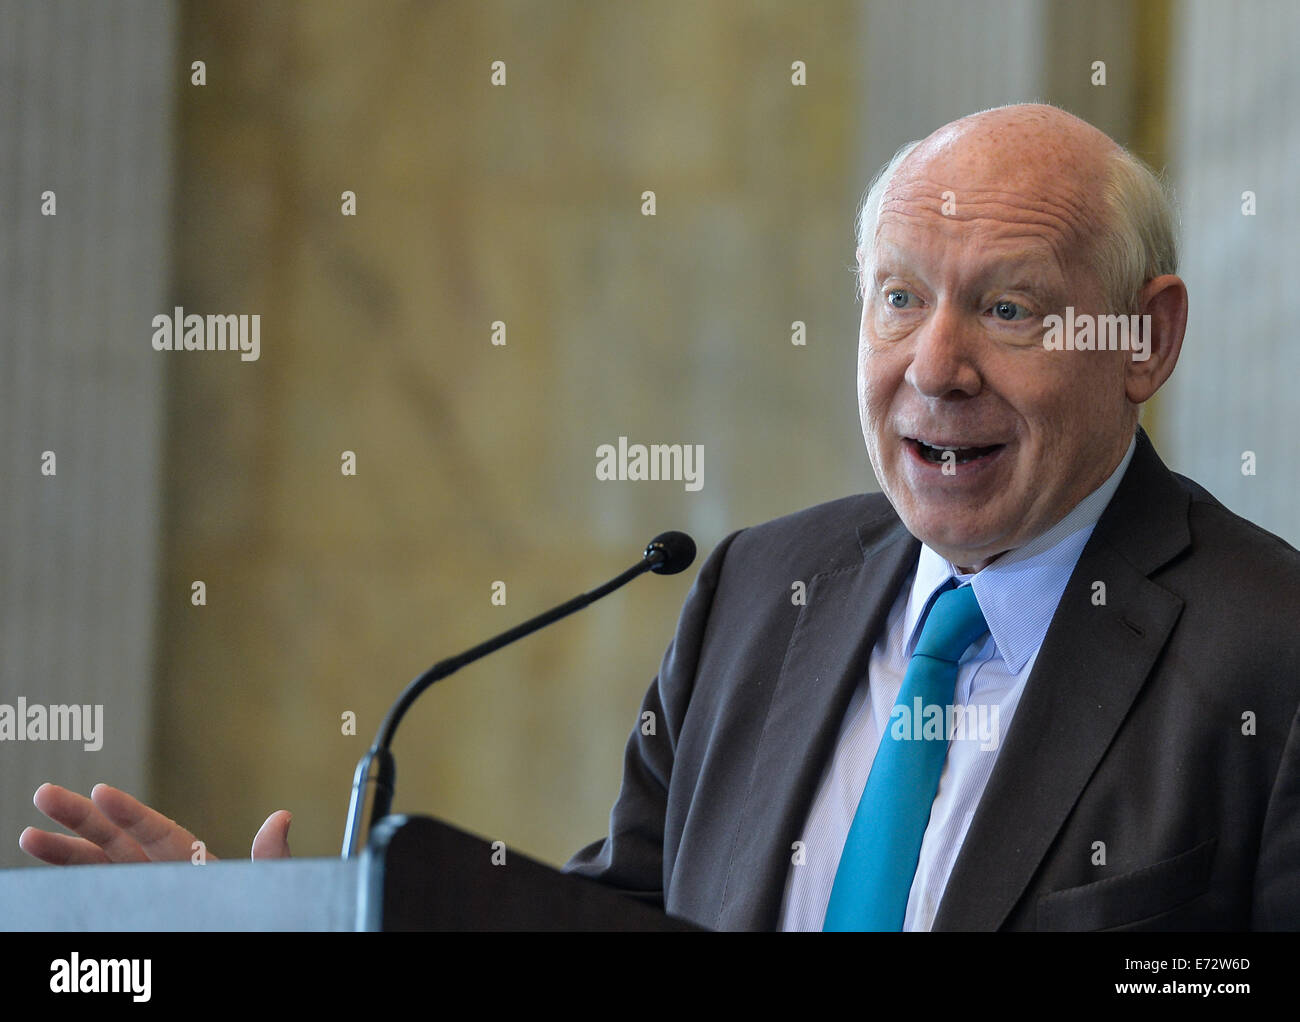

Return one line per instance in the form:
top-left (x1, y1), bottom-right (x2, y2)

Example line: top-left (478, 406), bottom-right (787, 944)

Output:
top-left (1126, 274), bottom-right (1188, 403)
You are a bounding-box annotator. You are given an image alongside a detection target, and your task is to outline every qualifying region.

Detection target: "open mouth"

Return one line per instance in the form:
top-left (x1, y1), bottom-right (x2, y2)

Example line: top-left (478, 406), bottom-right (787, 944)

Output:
top-left (907, 437), bottom-right (1005, 466)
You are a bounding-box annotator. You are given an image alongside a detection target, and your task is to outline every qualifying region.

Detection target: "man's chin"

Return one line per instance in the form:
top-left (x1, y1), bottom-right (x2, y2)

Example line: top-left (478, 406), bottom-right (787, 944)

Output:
top-left (895, 510), bottom-right (1016, 570)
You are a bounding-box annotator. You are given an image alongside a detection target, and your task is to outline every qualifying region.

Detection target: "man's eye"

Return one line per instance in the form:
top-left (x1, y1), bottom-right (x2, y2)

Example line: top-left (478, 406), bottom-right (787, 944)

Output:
top-left (991, 300), bottom-right (1030, 321)
top-left (885, 289), bottom-right (915, 309)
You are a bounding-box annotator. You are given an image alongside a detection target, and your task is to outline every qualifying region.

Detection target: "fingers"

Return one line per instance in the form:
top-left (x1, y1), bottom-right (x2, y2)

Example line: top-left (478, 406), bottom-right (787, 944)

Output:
top-left (19, 826), bottom-right (113, 866)
top-left (26, 782), bottom-right (214, 864)
top-left (251, 810), bottom-right (292, 860)
top-left (26, 782), bottom-right (277, 866)
top-left (90, 783), bottom-right (214, 862)
top-left (31, 783), bottom-right (150, 863)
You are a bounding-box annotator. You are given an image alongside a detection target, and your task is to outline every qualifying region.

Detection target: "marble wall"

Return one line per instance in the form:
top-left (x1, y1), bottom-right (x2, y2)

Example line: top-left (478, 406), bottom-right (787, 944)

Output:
top-left (1163, 0), bottom-right (1300, 546)
top-left (0, 0), bottom-right (173, 868)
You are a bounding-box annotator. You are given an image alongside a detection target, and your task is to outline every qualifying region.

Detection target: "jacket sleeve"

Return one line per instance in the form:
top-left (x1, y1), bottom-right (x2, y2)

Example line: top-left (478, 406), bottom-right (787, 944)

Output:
top-left (1253, 698), bottom-right (1300, 929)
top-left (561, 529), bottom-right (742, 907)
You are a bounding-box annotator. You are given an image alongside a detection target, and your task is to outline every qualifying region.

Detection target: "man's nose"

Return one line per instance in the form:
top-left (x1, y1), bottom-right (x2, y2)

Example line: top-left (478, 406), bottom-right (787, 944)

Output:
top-left (903, 304), bottom-right (982, 398)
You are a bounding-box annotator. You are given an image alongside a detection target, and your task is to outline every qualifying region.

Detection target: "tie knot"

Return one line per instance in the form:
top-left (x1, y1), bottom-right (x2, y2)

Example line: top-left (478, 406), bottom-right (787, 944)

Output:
top-left (913, 583), bottom-right (988, 662)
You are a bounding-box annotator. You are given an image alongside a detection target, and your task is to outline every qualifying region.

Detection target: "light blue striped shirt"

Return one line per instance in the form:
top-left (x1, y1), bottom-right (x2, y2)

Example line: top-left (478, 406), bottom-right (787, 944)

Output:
top-left (778, 436), bottom-right (1137, 931)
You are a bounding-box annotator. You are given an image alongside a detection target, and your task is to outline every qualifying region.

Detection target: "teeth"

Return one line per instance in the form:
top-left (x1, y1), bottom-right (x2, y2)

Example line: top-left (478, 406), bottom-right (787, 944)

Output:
top-left (915, 440), bottom-right (995, 465)
top-left (921, 442), bottom-right (970, 454)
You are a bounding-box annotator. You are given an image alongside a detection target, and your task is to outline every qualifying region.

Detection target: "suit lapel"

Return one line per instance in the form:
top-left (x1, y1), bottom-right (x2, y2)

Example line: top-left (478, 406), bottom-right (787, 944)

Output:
top-left (933, 431), bottom-right (1191, 930)
top-left (713, 507), bottom-right (918, 929)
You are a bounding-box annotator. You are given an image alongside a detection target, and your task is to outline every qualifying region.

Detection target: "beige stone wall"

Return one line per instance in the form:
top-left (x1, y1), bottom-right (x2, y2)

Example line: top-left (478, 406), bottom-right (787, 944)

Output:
top-left (156, 0), bottom-right (869, 864)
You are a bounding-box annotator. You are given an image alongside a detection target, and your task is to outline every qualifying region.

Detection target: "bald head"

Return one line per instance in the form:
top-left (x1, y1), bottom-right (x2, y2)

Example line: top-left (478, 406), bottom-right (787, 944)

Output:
top-left (857, 103), bottom-right (1176, 314)
top-left (909, 104), bottom-right (1120, 186)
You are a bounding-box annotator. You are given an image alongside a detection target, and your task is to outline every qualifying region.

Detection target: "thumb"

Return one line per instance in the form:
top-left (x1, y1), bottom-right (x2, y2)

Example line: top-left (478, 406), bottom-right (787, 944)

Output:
top-left (251, 810), bottom-right (293, 860)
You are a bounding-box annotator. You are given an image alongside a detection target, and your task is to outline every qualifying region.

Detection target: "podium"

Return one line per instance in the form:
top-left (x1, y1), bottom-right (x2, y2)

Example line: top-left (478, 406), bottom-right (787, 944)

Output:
top-left (0, 815), bottom-right (701, 931)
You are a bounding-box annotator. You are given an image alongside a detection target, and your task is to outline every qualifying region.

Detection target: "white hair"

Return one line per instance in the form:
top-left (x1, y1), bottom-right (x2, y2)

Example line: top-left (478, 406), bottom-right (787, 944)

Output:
top-left (853, 134), bottom-right (1179, 313)
top-left (853, 140), bottom-right (921, 300)
top-left (1093, 148), bottom-right (1180, 313)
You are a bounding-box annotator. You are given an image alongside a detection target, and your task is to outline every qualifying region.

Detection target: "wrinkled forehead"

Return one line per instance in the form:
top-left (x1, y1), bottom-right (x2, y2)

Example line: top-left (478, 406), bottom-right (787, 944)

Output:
top-left (873, 124), bottom-right (1107, 257)
top-left (871, 148), bottom-right (1107, 282)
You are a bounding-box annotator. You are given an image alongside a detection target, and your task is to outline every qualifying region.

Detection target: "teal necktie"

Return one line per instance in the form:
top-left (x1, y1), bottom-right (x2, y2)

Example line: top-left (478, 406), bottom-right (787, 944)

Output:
top-left (823, 581), bottom-right (988, 931)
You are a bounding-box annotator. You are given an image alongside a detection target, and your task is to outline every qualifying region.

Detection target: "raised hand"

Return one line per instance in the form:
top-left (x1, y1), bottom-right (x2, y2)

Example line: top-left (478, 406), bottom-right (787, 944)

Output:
top-left (19, 782), bottom-right (292, 864)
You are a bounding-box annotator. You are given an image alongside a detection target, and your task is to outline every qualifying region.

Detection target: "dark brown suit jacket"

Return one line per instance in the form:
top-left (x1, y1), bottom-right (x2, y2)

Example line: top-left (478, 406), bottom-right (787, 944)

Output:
top-left (565, 430), bottom-right (1300, 930)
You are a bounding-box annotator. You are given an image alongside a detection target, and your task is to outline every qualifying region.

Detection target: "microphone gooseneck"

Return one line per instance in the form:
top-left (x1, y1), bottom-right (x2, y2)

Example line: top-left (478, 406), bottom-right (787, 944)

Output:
top-left (341, 531), bottom-right (696, 857)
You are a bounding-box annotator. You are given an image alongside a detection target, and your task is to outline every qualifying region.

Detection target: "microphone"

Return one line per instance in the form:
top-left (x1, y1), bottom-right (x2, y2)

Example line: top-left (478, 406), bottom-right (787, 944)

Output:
top-left (643, 530), bottom-right (696, 575)
top-left (340, 530), bottom-right (696, 857)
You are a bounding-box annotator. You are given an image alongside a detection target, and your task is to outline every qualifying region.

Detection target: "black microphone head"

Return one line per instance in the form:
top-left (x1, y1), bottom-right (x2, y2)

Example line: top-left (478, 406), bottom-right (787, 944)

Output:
top-left (644, 531), bottom-right (696, 575)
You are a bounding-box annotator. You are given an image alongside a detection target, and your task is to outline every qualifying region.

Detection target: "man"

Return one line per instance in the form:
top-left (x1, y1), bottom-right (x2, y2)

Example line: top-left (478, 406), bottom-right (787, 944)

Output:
top-left (21, 105), bottom-right (1300, 930)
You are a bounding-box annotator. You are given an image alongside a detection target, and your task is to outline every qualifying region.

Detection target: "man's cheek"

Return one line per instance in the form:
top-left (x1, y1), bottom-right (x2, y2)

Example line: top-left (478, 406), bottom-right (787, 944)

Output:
top-left (861, 394), bottom-right (893, 443)
top-left (860, 355), bottom-right (897, 400)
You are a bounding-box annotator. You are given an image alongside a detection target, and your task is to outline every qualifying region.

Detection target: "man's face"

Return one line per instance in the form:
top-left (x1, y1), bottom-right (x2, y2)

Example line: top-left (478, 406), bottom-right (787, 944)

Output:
top-left (857, 148), bottom-right (1135, 571)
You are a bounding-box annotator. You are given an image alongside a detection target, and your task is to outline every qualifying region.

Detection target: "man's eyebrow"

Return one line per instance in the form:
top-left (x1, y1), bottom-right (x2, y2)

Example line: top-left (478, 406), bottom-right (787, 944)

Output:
top-left (976, 251), bottom-right (1060, 279)
top-left (870, 248), bottom-right (918, 284)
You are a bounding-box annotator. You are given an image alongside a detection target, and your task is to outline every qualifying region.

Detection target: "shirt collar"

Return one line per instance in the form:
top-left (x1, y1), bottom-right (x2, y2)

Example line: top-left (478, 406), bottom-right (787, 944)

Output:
top-left (902, 434), bottom-right (1137, 672)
